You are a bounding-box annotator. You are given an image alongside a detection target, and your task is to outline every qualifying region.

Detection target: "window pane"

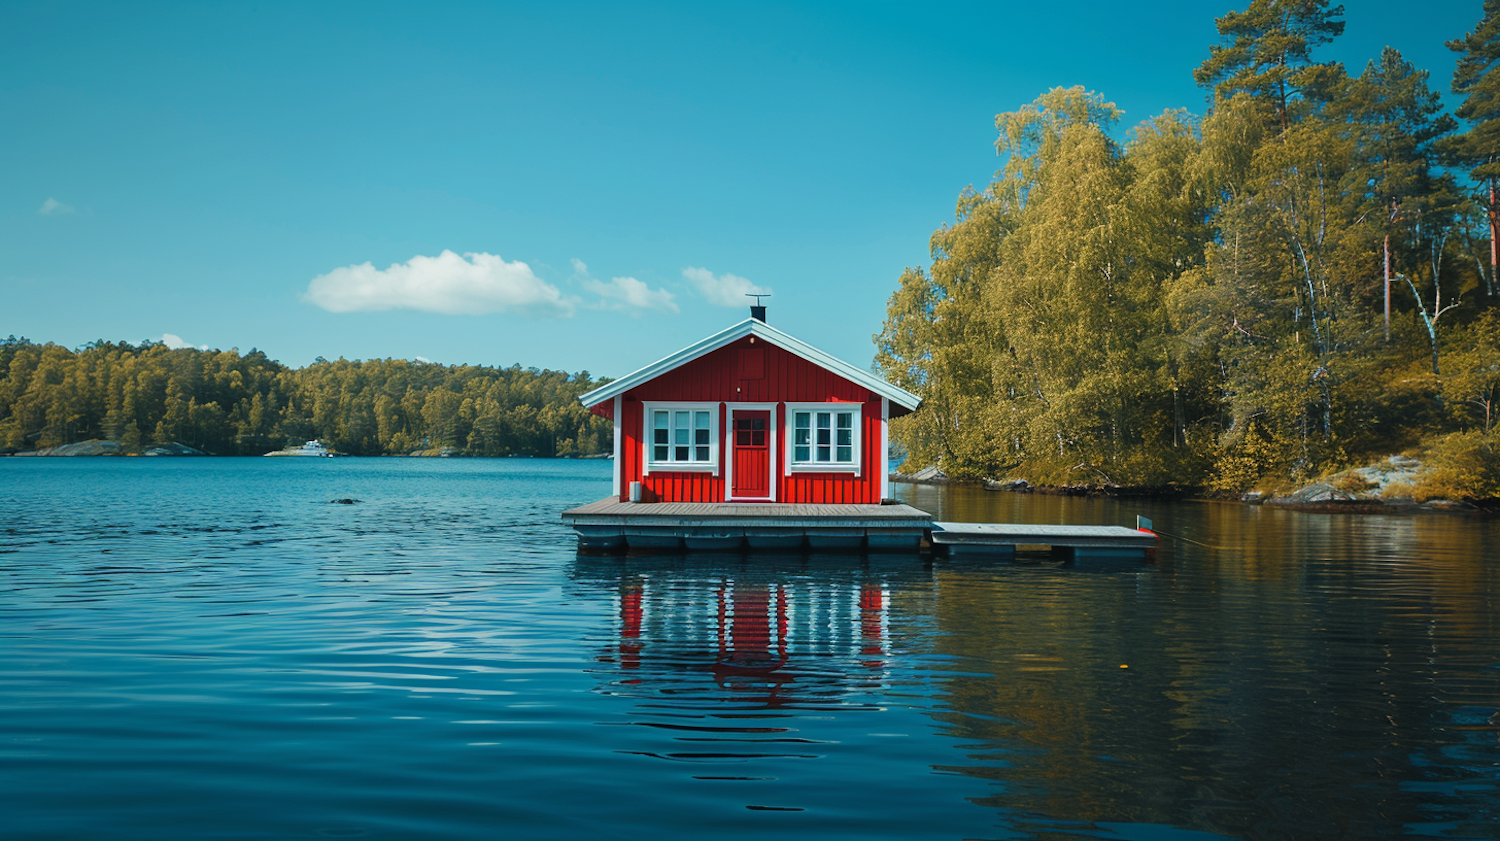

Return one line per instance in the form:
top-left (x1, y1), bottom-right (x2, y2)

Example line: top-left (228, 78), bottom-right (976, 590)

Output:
top-left (794, 427), bottom-right (810, 446)
top-left (837, 427), bottom-right (852, 447)
top-left (651, 407), bottom-right (719, 464)
top-left (816, 446), bottom-right (831, 462)
top-left (817, 424), bottom-right (831, 446)
top-left (836, 412), bottom-right (852, 429)
top-left (794, 412), bottom-right (809, 430)
top-left (794, 445), bottom-right (810, 461)
top-left (837, 446), bottom-right (852, 462)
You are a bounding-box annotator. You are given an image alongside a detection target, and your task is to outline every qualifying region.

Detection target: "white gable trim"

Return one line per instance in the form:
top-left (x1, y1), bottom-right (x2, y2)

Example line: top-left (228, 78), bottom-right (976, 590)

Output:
top-left (578, 318), bottom-right (921, 412)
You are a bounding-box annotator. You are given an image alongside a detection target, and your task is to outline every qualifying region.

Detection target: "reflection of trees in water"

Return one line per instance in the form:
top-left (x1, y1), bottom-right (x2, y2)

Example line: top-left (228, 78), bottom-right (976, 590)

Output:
top-left (923, 526), bottom-right (1500, 839)
top-left (570, 504), bottom-right (1500, 839)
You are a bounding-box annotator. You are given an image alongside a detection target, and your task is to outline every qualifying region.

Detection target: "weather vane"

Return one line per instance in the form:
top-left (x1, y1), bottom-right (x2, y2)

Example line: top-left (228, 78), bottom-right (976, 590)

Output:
top-left (746, 293), bottom-right (771, 305)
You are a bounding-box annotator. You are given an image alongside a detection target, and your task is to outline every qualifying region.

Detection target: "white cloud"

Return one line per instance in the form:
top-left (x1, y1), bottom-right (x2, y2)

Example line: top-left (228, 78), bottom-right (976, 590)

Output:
top-left (415, 356), bottom-right (431, 363)
top-left (38, 198), bottom-right (75, 215)
top-left (571, 258), bottom-right (677, 314)
top-left (304, 250), bottom-right (574, 317)
top-left (582, 275), bottom-right (679, 314)
top-left (161, 333), bottom-right (208, 350)
top-left (682, 266), bottom-right (770, 307)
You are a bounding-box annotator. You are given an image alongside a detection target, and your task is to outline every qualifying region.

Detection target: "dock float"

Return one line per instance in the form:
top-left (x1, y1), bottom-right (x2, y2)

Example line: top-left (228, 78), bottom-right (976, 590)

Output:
top-left (930, 522), bottom-right (1156, 559)
top-left (561, 497), bottom-right (1157, 558)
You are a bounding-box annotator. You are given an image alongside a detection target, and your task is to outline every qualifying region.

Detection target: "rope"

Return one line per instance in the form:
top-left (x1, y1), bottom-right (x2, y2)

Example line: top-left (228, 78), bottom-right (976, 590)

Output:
top-left (1148, 527), bottom-right (1221, 550)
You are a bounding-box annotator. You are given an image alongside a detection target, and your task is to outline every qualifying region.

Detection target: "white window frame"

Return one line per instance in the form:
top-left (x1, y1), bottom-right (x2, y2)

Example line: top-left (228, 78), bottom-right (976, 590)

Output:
top-left (724, 402), bottom-right (778, 501)
top-left (642, 402), bottom-right (720, 475)
top-left (784, 402), bottom-right (862, 475)
top-left (880, 397), bottom-right (889, 500)
top-left (612, 395), bottom-right (623, 496)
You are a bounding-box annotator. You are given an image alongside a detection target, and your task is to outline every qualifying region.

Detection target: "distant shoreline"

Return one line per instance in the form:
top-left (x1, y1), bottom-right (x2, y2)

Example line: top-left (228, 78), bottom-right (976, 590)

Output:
top-left (2, 444), bottom-right (613, 459)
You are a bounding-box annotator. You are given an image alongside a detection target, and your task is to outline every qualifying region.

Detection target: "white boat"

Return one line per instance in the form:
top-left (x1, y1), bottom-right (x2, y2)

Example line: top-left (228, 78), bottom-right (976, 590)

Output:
top-left (264, 439), bottom-right (339, 457)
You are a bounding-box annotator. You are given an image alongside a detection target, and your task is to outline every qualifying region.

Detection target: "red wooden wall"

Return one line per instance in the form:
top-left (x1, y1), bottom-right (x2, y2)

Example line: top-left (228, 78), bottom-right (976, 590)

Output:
top-left (603, 336), bottom-right (883, 503)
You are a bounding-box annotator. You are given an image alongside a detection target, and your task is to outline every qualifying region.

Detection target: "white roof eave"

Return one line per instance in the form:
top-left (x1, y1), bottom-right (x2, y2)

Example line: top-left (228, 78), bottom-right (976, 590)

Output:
top-left (578, 318), bottom-right (920, 412)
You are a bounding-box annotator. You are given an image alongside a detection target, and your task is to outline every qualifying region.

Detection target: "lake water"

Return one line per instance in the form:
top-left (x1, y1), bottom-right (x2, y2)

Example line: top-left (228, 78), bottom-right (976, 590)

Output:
top-left (3, 458), bottom-right (1498, 840)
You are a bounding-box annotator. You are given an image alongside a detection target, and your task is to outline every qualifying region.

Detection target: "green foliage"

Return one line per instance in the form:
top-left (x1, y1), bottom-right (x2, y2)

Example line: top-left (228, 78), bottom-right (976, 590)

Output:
top-left (875, 3), bottom-right (1500, 498)
top-left (0, 336), bottom-right (609, 457)
top-left (1442, 311), bottom-right (1500, 433)
top-left (1414, 431), bottom-right (1500, 501)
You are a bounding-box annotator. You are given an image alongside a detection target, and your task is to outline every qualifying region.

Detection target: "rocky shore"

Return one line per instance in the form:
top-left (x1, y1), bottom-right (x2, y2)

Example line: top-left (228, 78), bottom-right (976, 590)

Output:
top-left (3, 440), bottom-right (207, 457)
top-left (891, 454), bottom-right (1493, 514)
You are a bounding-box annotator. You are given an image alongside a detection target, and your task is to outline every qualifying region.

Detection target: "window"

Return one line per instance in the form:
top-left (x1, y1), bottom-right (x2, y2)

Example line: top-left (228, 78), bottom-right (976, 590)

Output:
top-left (644, 403), bottom-right (718, 472)
top-left (787, 404), bottom-right (860, 472)
top-left (734, 416), bottom-right (766, 447)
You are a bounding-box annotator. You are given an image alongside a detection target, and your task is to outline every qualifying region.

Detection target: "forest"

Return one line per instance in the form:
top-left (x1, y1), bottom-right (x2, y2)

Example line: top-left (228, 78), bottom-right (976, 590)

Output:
top-left (0, 337), bottom-right (611, 457)
top-left (875, 0), bottom-right (1500, 499)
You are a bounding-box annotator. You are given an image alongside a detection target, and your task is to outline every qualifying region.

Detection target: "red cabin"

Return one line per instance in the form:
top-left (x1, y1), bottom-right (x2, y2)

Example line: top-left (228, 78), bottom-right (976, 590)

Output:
top-left (579, 312), bottom-right (921, 504)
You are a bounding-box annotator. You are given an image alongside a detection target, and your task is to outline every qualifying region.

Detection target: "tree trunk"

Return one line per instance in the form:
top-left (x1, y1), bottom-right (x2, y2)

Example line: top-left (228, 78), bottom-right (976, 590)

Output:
top-left (1172, 386), bottom-right (1183, 448)
top-left (1490, 177), bottom-right (1498, 297)
top-left (1383, 232), bottom-right (1392, 343)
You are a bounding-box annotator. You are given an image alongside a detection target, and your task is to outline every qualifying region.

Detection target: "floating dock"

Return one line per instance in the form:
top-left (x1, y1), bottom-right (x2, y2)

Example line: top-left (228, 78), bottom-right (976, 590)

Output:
top-left (561, 498), bottom-right (931, 552)
top-left (931, 522), bottom-right (1156, 558)
top-left (561, 498), bottom-right (1155, 558)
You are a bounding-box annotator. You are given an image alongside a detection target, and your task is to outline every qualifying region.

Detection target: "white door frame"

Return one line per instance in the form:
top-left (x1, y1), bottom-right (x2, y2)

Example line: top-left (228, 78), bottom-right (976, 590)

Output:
top-left (724, 402), bottom-right (778, 502)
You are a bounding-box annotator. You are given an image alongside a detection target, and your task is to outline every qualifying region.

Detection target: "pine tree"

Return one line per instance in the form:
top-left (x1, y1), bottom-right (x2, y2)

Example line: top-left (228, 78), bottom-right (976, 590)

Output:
top-left (1194, 0), bottom-right (1346, 132)
top-left (1442, 0), bottom-right (1500, 297)
top-left (1339, 47), bottom-right (1457, 342)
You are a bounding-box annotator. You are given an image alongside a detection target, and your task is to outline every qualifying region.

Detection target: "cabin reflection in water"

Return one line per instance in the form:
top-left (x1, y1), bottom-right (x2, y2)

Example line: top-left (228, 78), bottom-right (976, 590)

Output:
top-left (573, 554), bottom-right (932, 707)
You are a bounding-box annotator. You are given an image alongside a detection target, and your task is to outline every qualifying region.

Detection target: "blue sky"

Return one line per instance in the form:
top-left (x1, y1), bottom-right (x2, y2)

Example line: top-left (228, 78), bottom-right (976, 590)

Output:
top-left (1, 1), bottom-right (1482, 377)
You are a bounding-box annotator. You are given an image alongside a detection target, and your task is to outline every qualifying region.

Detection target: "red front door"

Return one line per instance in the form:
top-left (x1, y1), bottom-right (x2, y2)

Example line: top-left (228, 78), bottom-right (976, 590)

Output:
top-left (732, 411), bottom-right (771, 499)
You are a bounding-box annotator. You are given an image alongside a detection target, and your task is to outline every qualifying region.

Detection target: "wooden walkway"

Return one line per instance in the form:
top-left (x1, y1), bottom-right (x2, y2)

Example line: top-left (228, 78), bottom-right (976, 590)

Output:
top-left (931, 522), bottom-right (1156, 558)
top-left (560, 498), bottom-right (1156, 558)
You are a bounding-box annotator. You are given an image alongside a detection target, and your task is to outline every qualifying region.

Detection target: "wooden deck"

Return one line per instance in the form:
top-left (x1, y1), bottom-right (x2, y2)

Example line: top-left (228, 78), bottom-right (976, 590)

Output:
top-left (560, 497), bottom-right (1157, 558)
top-left (561, 497), bottom-right (931, 552)
top-left (562, 498), bottom-right (933, 526)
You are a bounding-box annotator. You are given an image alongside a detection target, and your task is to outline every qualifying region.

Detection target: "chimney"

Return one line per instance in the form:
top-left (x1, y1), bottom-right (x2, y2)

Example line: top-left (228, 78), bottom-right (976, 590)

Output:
top-left (747, 293), bottom-right (769, 323)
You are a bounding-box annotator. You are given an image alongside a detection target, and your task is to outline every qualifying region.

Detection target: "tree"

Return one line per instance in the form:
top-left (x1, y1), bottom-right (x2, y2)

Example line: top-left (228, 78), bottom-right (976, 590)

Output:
top-left (1194, 0), bottom-right (1346, 132)
top-left (1338, 47), bottom-right (1456, 340)
top-left (1443, 0), bottom-right (1500, 296)
top-left (1444, 312), bottom-right (1500, 432)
